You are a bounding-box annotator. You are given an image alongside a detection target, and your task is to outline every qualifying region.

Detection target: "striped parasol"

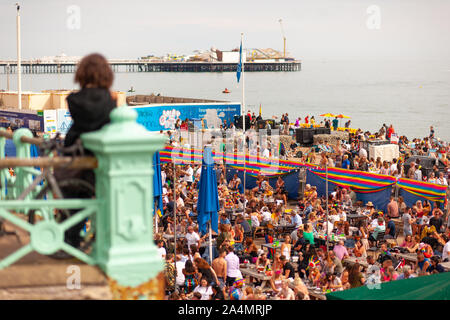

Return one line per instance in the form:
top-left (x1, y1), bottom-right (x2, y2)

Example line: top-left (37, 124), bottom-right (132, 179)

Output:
top-left (320, 113), bottom-right (336, 117)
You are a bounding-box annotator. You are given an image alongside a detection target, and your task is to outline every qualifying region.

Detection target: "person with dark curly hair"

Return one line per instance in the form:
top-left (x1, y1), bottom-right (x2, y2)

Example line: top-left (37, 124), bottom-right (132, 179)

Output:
top-left (65, 53), bottom-right (116, 148)
top-left (55, 53), bottom-right (117, 254)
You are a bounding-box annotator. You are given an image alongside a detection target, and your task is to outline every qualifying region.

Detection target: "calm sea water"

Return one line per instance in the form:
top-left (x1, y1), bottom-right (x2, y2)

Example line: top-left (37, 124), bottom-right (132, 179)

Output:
top-left (1, 59), bottom-right (449, 141)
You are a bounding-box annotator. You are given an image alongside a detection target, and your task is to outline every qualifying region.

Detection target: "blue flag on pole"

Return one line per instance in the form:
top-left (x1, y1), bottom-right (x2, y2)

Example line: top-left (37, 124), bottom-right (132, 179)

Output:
top-left (236, 39), bottom-right (242, 83)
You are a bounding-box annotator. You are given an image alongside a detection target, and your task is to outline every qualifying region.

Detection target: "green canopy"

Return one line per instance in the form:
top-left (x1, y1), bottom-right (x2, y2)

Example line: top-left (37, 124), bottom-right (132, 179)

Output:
top-left (326, 272), bottom-right (450, 300)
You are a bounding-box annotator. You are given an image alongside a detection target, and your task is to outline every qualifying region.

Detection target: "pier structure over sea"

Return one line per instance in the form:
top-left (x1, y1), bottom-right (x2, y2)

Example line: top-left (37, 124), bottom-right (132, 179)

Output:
top-left (0, 60), bottom-right (301, 74)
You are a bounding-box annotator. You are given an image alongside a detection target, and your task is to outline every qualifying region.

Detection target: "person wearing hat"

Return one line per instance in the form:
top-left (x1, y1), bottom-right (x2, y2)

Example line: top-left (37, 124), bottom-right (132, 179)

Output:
top-left (304, 184), bottom-right (312, 199)
top-left (260, 206), bottom-right (272, 226)
top-left (364, 201), bottom-right (376, 217)
top-left (307, 186), bottom-right (318, 202)
top-left (368, 217), bottom-right (386, 245)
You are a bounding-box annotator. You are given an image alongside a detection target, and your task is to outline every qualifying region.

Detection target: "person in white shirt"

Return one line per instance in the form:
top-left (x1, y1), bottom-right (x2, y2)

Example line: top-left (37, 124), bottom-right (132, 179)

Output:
top-left (359, 147), bottom-right (367, 159)
top-left (162, 185), bottom-right (168, 203)
top-left (186, 226), bottom-right (200, 249)
top-left (175, 255), bottom-right (186, 287)
top-left (370, 217), bottom-right (380, 229)
top-left (322, 219), bottom-right (334, 236)
top-left (436, 172), bottom-right (448, 186)
top-left (330, 212), bottom-right (340, 225)
top-left (195, 166), bottom-right (202, 180)
top-left (156, 240), bottom-right (166, 259)
top-left (193, 278), bottom-right (213, 300)
top-left (176, 194), bottom-right (184, 208)
top-left (338, 208), bottom-right (347, 222)
top-left (260, 207), bottom-right (272, 226)
top-left (225, 247), bottom-right (242, 286)
top-left (414, 167), bottom-right (423, 181)
top-left (183, 164), bottom-right (194, 185)
top-left (262, 148), bottom-right (270, 158)
top-left (291, 211), bottom-right (302, 228)
top-left (389, 159), bottom-right (398, 175)
top-left (250, 212), bottom-right (260, 228)
top-left (161, 170), bottom-right (166, 186)
top-left (442, 239), bottom-right (450, 262)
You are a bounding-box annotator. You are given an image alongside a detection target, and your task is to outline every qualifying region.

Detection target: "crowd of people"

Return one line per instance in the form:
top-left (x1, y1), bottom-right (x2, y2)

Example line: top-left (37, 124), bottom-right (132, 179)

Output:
top-left (6, 53), bottom-right (446, 300)
top-left (157, 115), bottom-right (450, 300)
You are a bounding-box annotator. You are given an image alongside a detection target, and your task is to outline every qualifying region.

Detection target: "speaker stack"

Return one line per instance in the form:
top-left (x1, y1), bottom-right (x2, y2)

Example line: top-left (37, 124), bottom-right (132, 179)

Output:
top-left (296, 128), bottom-right (315, 145)
top-left (233, 115), bottom-right (251, 130)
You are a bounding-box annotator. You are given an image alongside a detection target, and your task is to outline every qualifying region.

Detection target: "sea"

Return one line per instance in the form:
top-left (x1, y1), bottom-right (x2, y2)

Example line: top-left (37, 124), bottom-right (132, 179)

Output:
top-left (1, 58), bottom-right (449, 141)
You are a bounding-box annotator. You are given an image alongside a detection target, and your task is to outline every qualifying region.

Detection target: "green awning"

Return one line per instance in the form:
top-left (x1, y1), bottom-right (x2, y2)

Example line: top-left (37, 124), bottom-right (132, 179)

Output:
top-left (326, 272), bottom-right (450, 300)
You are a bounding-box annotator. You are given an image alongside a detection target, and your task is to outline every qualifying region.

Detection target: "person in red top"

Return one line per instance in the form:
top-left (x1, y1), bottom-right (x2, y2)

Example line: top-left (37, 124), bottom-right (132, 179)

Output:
top-left (180, 119), bottom-right (189, 130)
top-left (305, 115), bottom-right (309, 124)
top-left (247, 110), bottom-right (252, 122)
top-left (387, 124), bottom-right (394, 140)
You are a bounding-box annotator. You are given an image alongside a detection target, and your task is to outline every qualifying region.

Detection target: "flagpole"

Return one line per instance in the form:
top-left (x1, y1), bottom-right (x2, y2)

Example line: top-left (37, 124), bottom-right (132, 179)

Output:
top-left (325, 162), bottom-right (329, 252)
top-left (209, 221), bottom-right (213, 264)
top-left (16, 3), bottom-right (22, 110)
top-left (241, 32), bottom-right (246, 208)
top-left (155, 200), bottom-right (158, 232)
top-left (173, 161), bottom-right (177, 279)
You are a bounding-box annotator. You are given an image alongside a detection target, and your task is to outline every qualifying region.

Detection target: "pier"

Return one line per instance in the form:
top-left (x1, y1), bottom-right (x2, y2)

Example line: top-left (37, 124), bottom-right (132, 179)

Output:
top-left (0, 60), bottom-right (301, 74)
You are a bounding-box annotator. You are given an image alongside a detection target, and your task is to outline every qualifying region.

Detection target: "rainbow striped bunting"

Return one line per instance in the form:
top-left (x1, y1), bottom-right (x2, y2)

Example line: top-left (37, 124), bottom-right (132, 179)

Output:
top-left (396, 178), bottom-right (447, 202)
top-left (308, 167), bottom-right (396, 192)
top-left (158, 146), bottom-right (448, 202)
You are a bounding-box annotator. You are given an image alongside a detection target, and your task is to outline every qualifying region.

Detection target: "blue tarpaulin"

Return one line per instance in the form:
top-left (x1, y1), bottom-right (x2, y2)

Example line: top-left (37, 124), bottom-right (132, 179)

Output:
top-left (399, 188), bottom-right (441, 209)
top-left (226, 167), bottom-right (300, 200)
top-left (306, 169), bottom-right (338, 196)
top-left (4, 140), bottom-right (16, 157)
top-left (355, 186), bottom-right (393, 212)
top-left (306, 170), bottom-right (392, 212)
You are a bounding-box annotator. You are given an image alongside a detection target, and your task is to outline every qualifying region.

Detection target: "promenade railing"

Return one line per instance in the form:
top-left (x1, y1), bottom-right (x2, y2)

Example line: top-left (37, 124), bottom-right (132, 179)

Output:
top-left (0, 107), bottom-right (166, 299)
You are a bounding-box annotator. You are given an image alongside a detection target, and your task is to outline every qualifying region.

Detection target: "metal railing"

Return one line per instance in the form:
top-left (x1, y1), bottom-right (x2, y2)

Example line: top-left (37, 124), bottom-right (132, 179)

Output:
top-left (0, 107), bottom-right (167, 297)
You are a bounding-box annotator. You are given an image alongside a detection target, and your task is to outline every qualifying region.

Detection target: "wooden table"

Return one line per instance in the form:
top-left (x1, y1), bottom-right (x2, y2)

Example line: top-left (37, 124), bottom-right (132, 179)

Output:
top-left (314, 234), bottom-right (346, 248)
top-left (274, 224), bottom-right (297, 235)
top-left (162, 234), bottom-right (185, 241)
top-left (343, 256), bottom-right (369, 269)
top-left (306, 288), bottom-right (327, 300)
top-left (260, 241), bottom-right (284, 252)
top-left (440, 261), bottom-right (450, 271)
top-left (288, 281), bottom-right (326, 300)
top-left (346, 214), bottom-right (368, 226)
top-left (240, 264), bottom-right (272, 291)
top-left (200, 239), bottom-right (217, 248)
top-left (391, 252), bottom-right (418, 264)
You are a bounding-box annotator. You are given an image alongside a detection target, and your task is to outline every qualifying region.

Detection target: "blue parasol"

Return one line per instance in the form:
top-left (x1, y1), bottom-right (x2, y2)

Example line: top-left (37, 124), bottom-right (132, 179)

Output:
top-left (153, 151), bottom-right (163, 217)
top-left (197, 147), bottom-right (220, 235)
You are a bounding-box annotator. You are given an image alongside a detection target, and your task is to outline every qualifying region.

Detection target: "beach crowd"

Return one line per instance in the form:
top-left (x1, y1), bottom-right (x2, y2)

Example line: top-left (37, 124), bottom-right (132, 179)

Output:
top-left (157, 114), bottom-right (450, 300)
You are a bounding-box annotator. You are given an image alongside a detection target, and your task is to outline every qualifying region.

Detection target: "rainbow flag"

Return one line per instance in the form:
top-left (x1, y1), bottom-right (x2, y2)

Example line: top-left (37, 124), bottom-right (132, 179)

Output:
top-left (397, 178), bottom-right (447, 202)
top-left (307, 256), bottom-right (320, 270)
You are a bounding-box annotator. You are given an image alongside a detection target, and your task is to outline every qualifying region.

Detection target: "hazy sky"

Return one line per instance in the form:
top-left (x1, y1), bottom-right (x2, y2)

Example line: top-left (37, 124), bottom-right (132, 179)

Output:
top-left (0, 0), bottom-right (449, 61)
